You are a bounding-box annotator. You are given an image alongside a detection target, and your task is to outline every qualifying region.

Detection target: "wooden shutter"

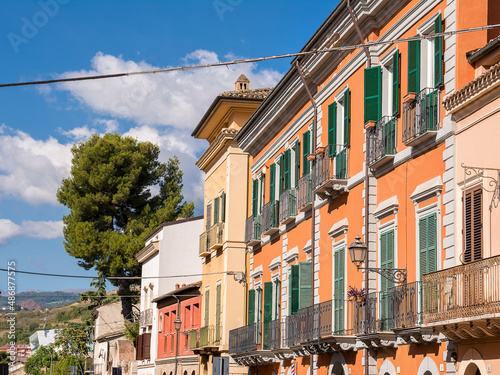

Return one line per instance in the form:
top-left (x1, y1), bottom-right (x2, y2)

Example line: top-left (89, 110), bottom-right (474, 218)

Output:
top-left (299, 262), bottom-right (312, 310)
top-left (143, 332), bottom-right (151, 360)
top-left (290, 264), bottom-right (300, 315)
top-left (136, 334), bottom-right (143, 360)
top-left (260, 175), bottom-right (265, 210)
top-left (215, 284), bottom-right (221, 341)
top-left (257, 287), bottom-right (262, 323)
top-left (464, 187), bottom-right (483, 263)
top-left (434, 14), bottom-right (443, 88)
top-left (343, 90), bottom-right (350, 147)
top-left (380, 231), bottom-right (395, 292)
top-left (302, 131), bottom-right (310, 176)
top-left (278, 155), bottom-right (283, 194)
top-left (419, 214), bottom-right (437, 277)
top-left (214, 197), bottom-right (219, 224)
top-left (274, 279), bottom-right (281, 320)
top-left (284, 149), bottom-right (291, 190)
top-left (328, 102), bottom-right (337, 156)
top-left (294, 141), bottom-right (300, 187)
top-left (333, 248), bottom-right (345, 333)
top-left (220, 192), bottom-right (225, 222)
top-left (364, 66), bottom-right (382, 123)
top-left (392, 51), bottom-right (401, 116)
top-left (204, 290), bottom-right (210, 326)
top-left (270, 163), bottom-right (276, 202)
top-left (252, 179), bottom-right (258, 216)
top-left (408, 37), bottom-right (421, 94)
top-left (248, 289), bottom-right (255, 324)
top-left (263, 282), bottom-right (272, 323)
top-left (206, 203), bottom-right (212, 230)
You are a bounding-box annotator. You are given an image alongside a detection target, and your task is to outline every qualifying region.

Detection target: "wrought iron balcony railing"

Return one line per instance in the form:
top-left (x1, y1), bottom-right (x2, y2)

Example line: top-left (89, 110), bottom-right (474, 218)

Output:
top-left (228, 322), bottom-right (261, 354)
top-left (402, 87), bottom-right (440, 146)
top-left (199, 231), bottom-right (210, 257)
top-left (262, 200), bottom-right (279, 236)
top-left (245, 215), bottom-right (262, 246)
top-left (188, 329), bottom-right (199, 350)
top-left (263, 319), bottom-right (281, 350)
top-left (313, 144), bottom-right (348, 199)
top-left (139, 308), bottom-right (153, 328)
top-left (367, 116), bottom-right (397, 168)
top-left (199, 325), bottom-right (216, 348)
top-left (208, 222), bottom-right (224, 250)
top-left (279, 188), bottom-right (297, 224)
top-left (422, 255), bottom-right (500, 323)
top-left (297, 173), bottom-right (313, 212)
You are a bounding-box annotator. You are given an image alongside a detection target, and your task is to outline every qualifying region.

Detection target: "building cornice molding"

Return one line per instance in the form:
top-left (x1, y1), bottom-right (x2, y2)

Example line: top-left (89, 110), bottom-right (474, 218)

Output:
top-left (195, 128), bottom-right (239, 171)
top-left (136, 241), bottom-right (159, 263)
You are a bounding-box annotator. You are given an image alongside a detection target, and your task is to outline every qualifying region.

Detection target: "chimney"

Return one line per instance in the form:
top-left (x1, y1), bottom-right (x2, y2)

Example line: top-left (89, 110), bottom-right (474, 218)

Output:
top-left (235, 74), bottom-right (250, 91)
top-left (175, 283), bottom-right (180, 290)
top-left (182, 283), bottom-right (186, 287)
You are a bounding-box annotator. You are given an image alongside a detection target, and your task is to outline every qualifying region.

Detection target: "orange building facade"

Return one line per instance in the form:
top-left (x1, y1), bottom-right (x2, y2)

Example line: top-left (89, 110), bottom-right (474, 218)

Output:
top-left (228, 1), bottom-right (500, 375)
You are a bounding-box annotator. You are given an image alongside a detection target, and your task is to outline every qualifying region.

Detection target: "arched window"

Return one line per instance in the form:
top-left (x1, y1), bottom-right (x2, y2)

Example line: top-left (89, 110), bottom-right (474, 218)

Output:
top-left (331, 362), bottom-right (344, 375)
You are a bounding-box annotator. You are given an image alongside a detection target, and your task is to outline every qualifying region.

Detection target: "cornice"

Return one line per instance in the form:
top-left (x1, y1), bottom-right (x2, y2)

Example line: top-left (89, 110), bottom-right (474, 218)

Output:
top-left (195, 128), bottom-right (239, 171)
top-left (136, 241), bottom-right (159, 263)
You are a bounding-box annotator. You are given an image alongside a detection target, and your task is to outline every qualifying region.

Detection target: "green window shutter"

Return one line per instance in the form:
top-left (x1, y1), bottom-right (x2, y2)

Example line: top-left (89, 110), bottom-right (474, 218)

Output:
top-left (380, 230), bottom-right (395, 292)
top-left (215, 284), bottom-right (221, 341)
top-left (408, 37), bottom-right (421, 93)
top-left (434, 14), bottom-right (443, 88)
top-left (204, 290), bottom-right (210, 326)
top-left (257, 287), bottom-right (262, 323)
top-left (294, 141), bottom-right (300, 187)
top-left (263, 282), bottom-right (272, 323)
top-left (328, 102), bottom-right (337, 157)
top-left (299, 262), bottom-right (312, 310)
top-left (248, 289), bottom-right (255, 324)
top-left (274, 279), bottom-right (281, 320)
top-left (278, 155), bottom-right (283, 195)
top-left (302, 131), bottom-right (310, 176)
top-left (220, 192), bottom-right (225, 222)
top-left (284, 149), bottom-right (291, 190)
top-left (270, 163), bottom-right (276, 202)
top-left (252, 179), bottom-right (258, 216)
top-left (333, 248), bottom-right (345, 333)
top-left (420, 213), bottom-right (438, 277)
top-left (290, 265), bottom-right (300, 315)
top-left (343, 90), bottom-right (350, 147)
top-left (392, 51), bottom-right (401, 116)
top-left (214, 197), bottom-right (219, 224)
top-left (260, 176), bottom-right (265, 210)
top-left (364, 66), bottom-right (382, 123)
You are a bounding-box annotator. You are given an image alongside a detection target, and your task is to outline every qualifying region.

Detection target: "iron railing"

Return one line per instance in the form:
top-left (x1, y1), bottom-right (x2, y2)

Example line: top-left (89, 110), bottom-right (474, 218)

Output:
top-left (139, 308), bottom-right (152, 327)
top-left (279, 188), bottom-right (297, 224)
top-left (228, 322), bottom-right (261, 354)
top-left (314, 144), bottom-right (348, 189)
top-left (199, 325), bottom-right (215, 347)
top-left (208, 222), bottom-right (224, 249)
top-left (199, 231), bottom-right (209, 256)
top-left (422, 255), bottom-right (500, 323)
top-left (188, 329), bottom-right (199, 350)
top-left (367, 116), bottom-right (396, 167)
top-left (88, 363), bottom-right (104, 375)
top-left (262, 200), bottom-right (279, 234)
top-left (402, 87), bottom-right (440, 144)
top-left (297, 173), bottom-right (313, 211)
top-left (263, 319), bottom-right (281, 350)
top-left (245, 215), bottom-right (262, 244)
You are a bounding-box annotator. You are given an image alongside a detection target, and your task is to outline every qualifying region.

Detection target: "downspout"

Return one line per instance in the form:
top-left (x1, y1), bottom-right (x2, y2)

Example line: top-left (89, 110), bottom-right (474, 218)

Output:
top-left (295, 60), bottom-right (317, 375)
top-left (346, 1), bottom-right (371, 375)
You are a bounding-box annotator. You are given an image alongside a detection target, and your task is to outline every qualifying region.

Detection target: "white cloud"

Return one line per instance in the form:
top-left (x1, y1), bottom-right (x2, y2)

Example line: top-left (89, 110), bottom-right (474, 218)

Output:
top-left (56, 51), bottom-right (282, 129)
top-left (0, 219), bottom-right (63, 245)
top-left (60, 125), bottom-right (96, 141)
top-left (0, 126), bottom-right (72, 205)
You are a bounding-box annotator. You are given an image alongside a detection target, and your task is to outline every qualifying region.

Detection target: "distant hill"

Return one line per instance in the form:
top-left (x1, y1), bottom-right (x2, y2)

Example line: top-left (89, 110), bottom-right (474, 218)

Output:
top-left (0, 289), bottom-right (94, 310)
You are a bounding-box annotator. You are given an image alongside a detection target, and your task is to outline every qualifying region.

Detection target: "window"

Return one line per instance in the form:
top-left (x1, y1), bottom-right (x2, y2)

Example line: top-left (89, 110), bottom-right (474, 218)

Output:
top-left (252, 175), bottom-right (265, 214)
top-left (283, 148), bottom-right (291, 191)
top-left (333, 248), bottom-right (345, 333)
top-left (289, 262), bottom-right (312, 315)
top-left (273, 278), bottom-right (281, 320)
top-left (419, 213), bottom-right (437, 276)
top-left (302, 130), bottom-right (311, 176)
top-left (204, 289), bottom-right (210, 326)
top-left (380, 230), bottom-right (394, 329)
top-left (364, 67), bottom-right (382, 124)
top-left (464, 187), bottom-right (482, 263)
top-left (263, 281), bottom-right (273, 349)
top-left (215, 284), bottom-right (222, 342)
top-left (270, 163), bottom-right (276, 202)
top-left (381, 50), bottom-right (401, 117)
top-left (206, 202), bottom-right (212, 230)
top-left (409, 14), bottom-right (443, 93)
top-left (214, 196), bottom-right (219, 224)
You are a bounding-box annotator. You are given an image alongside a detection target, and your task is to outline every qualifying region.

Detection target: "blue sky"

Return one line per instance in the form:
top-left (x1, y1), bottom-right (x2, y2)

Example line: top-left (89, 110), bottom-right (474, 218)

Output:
top-left (0, 0), bottom-right (338, 292)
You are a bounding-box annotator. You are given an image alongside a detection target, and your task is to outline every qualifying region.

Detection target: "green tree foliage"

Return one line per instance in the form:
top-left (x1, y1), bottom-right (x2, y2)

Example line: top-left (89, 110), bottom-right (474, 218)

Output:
top-left (25, 345), bottom-right (58, 375)
top-left (0, 351), bottom-right (9, 364)
top-left (55, 325), bottom-right (92, 357)
top-left (57, 133), bottom-right (194, 320)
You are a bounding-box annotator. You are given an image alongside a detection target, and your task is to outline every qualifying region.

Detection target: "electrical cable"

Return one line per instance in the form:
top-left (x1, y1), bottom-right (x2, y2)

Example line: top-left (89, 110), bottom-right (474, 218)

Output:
top-left (0, 24), bottom-right (498, 89)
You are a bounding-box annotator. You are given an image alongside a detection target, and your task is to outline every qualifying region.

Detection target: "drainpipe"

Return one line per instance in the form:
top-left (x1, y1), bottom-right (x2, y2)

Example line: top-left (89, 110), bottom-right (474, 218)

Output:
top-left (295, 59), bottom-right (317, 375)
top-left (346, 1), bottom-right (371, 374)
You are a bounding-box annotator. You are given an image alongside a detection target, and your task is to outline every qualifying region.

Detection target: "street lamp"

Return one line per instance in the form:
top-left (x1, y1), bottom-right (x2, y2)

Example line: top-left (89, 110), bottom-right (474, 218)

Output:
top-left (174, 316), bottom-right (182, 375)
top-left (348, 236), bottom-right (407, 283)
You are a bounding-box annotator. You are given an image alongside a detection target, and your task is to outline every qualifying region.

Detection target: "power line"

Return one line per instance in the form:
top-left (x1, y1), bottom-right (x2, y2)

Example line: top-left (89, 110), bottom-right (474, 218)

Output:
top-left (0, 24), bottom-right (498, 89)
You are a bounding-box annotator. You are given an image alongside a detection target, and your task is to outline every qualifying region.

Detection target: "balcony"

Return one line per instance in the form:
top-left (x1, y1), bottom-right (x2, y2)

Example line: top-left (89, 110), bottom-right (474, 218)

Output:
top-left (313, 144), bottom-right (348, 200)
top-left (208, 222), bottom-right (224, 250)
top-left (199, 231), bottom-right (210, 257)
top-left (263, 319), bottom-right (281, 350)
top-left (279, 188), bottom-right (297, 225)
top-left (422, 255), bottom-right (500, 341)
top-left (188, 329), bottom-right (199, 350)
top-left (228, 322), bottom-right (261, 355)
top-left (262, 201), bottom-right (279, 236)
top-left (198, 325), bottom-right (217, 349)
top-left (245, 215), bottom-right (262, 246)
top-left (402, 87), bottom-right (440, 146)
top-left (297, 173), bottom-right (313, 212)
top-left (139, 308), bottom-right (152, 328)
top-left (367, 116), bottom-right (397, 169)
